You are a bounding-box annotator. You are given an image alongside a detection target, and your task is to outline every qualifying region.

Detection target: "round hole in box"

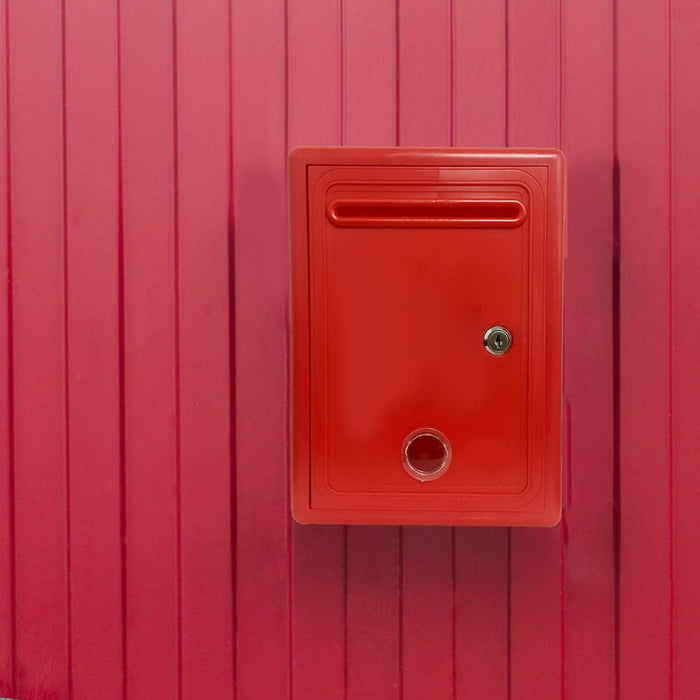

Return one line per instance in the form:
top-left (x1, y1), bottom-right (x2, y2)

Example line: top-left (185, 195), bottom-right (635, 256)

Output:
top-left (402, 428), bottom-right (452, 482)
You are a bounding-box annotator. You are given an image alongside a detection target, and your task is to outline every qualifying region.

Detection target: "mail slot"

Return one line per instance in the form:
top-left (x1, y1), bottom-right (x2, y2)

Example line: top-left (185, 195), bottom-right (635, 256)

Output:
top-left (289, 147), bottom-right (564, 526)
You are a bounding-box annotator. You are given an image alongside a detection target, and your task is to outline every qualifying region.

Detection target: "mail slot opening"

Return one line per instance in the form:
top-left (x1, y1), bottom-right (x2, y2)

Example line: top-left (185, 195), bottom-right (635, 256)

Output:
top-left (402, 429), bottom-right (452, 482)
top-left (328, 198), bottom-right (527, 228)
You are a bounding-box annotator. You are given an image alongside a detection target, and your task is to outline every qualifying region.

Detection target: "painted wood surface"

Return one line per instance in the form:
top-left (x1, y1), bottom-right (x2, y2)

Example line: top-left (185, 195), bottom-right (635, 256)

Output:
top-left (0, 0), bottom-right (695, 697)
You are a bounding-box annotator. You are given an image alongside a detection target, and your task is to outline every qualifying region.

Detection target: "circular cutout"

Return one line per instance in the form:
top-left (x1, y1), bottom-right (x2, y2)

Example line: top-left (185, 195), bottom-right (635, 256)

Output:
top-left (402, 428), bottom-right (452, 482)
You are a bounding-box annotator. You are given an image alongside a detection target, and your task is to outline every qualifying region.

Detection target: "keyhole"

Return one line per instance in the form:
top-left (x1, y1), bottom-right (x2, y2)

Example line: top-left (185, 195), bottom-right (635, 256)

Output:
top-left (484, 326), bottom-right (512, 355)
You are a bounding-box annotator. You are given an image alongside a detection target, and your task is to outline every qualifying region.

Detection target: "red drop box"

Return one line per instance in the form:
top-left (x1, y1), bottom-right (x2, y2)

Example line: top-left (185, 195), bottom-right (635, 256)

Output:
top-left (289, 147), bottom-right (564, 526)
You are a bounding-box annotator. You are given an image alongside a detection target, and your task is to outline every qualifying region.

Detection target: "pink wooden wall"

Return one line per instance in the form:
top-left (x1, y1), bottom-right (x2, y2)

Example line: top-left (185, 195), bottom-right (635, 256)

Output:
top-left (0, 0), bottom-right (698, 698)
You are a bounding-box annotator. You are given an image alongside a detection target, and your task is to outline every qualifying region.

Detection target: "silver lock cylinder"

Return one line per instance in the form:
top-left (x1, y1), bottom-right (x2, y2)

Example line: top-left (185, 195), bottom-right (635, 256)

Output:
top-left (484, 326), bottom-right (512, 355)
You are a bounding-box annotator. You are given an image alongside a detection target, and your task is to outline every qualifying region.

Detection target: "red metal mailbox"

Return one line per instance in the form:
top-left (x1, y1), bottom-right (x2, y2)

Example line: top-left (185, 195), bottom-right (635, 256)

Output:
top-left (290, 147), bottom-right (564, 526)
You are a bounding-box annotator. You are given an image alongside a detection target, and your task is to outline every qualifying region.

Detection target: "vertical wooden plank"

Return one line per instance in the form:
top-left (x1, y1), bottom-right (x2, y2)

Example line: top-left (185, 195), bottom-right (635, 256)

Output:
top-left (231, 0), bottom-right (289, 696)
top-left (120, 0), bottom-right (179, 696)
top-left (507, 0), bottom-right (560, 147)
top-left (454, 530), bottom-right (508, 698)
top-left (291, 526), bottom-right (345, 699)
top-left (617, 1), bottom-right (671, 697)
top-left (287, 0), bottom-right (340, 143)
top-left (344, 0), bottom-right (396, 145)
top-left (287, 0), bottom-right (345, 697)
top-left (507, 1), bottom-right (563, 698)
top-left (397, 2), bottom-right (453, 698)
top-left (452, 4), bottom-right (509, 698)
top-left (454, 0), bottom-right (505, 147)
top-left (401, 527), bottom-right (453, 699)
top-left (671, 2), bottom-right (700, 696)
top-left (346, 527), bottom-right (400, 699)
top-left (7, 0), bottom-right (69, 696)
top-left (64, 0), bottom-right (123, 697)
top-left (344, 2), bottom-right (400, 699)
top-left (397, 0), bottom-right (451, 146)
top-left (561, 0), bottom-right (616, 697)
top-left (0, 0), bottom-right (13, 693)
top-left (175, 0), bottom-right (235, 698)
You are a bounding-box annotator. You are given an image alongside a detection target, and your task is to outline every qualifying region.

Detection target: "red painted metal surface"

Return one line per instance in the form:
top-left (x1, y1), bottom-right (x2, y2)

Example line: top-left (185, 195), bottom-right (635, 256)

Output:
top-left (0, 0), bottom-right (696, 698)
